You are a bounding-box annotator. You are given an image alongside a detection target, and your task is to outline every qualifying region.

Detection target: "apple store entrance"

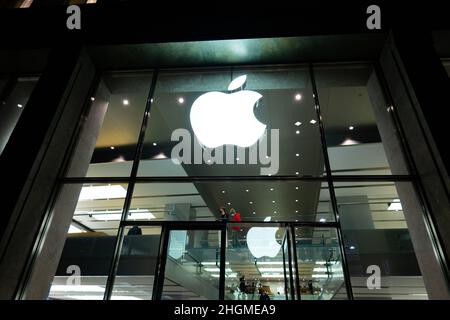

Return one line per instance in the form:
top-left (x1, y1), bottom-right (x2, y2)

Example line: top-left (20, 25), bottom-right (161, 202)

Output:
top-left (23, 61), bottom-right (428, 301)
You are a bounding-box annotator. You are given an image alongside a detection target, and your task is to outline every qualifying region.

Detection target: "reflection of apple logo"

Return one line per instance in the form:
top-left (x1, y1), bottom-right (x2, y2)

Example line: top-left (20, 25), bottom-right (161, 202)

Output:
top-left (246, 217), bottom-right (281, 258)
top-left (190, 75), bottom-right (266, 148)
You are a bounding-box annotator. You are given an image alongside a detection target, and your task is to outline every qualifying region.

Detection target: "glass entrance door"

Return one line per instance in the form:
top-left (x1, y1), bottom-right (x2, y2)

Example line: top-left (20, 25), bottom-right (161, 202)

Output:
top-left (156, 227), bottom-right (224, 300)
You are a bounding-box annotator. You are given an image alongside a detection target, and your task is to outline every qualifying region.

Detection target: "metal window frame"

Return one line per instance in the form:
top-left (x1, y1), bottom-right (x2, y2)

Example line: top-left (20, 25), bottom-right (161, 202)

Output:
top-left (17, 60), bottom-right (433, 302)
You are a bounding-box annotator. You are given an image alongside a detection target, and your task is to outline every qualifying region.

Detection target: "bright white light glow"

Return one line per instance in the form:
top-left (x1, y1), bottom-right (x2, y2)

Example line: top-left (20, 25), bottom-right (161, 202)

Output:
top-left (258, 267), bottom-right (284, 272)
top-left (261, 274), bottom-right (284, 278)
top-left (17, 104), bottom-right (23, 108)
top-left (294, 121), bottom-right (301, 126)
top-left (153, 152), bottom-right (168, 159)
top-left (312, 274), bottom-right (329, 278)
top-left (68, 225), bottom-right (85, 234)
top-left (201, 262), bottom-right (230, 265)
top-left (79, 185), bottom-right (127, 201)
top-left (211, 273), bottom-right (237, 278)
top-left (190, 75), bottom-right (266, 148)
top-left (178, 97), bottom-right (185, 104)
top-left (204, 267), bottom-right (233, 272)
top-left (315, 261), bottom-right (327, 265)
top-left (88, 209), bottom-right (155, 221)
top-left (341, 138), bottom-right (359, 146)
top-left (247, 218), bottom-right (281, 258)
top-left (295, 93), bottom-right (302, 101)
top-left (66, 295), bottom-right (142, 300)
top-left (122, 99), bottom-right (129, 106)
top-left (319, 218), bottom-right (326, 223)
top-left (349, 126), bottom-right (355, 130)
top-left (152, 142), bottom-right (157, 146)
top-left (50, 285), bottom-right (104, 293)
top-left (295, 153), bottom-right (299, 157)
top-left (388, 199), bottom-right (403, 211)
top-left (310, 119), bottom-right (317, 124)
top-left (295, 130), bottom-right (300, 134)
top-left (256, 261), bottom-right (284, 265)
top-left (228, 75), bottom-right (247, 91)
top-left (313, 267), bottom-right (328, 272)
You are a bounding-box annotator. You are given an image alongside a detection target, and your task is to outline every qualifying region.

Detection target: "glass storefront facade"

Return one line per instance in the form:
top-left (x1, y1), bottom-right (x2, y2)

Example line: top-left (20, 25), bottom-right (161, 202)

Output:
top-left (24, 62), bottom-right (430, 300)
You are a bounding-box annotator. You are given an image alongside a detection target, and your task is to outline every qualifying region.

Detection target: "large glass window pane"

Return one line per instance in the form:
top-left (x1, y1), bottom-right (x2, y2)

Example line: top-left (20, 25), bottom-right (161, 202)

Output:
top-left (0, 75), bottom-right (39, 155)
top-left (161, 229), bottom-right (221, 300)
top-left (47, 182), bottom-right (127, 300)
top-left (129, 181), bottom-right (333, 223)
top-left (225, 222), bottom-right (287, 300)
top-left (66, 72), bottom-right (153, 178)
top-left (138, 67), bottom-right (324, 177)
top-left (315, 64), bottom-right (398, 175)
top-left (334, 181), bottom-right (428, 299)
top-left (111, 226), bottom-right (162, 300)
top-left (294, 227), bottom-right (347, 300)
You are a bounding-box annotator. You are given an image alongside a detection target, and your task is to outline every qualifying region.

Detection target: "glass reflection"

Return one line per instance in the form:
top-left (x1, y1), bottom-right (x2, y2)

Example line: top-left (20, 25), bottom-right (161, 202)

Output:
top-left (334, 181), bottom-right (428, 299)
top-left (138, 67), bottom-right (323, 177)
top-left (315, 64), bottom-right (396, 175)
top-left (66, 72), bottom-right (152, 178)
top-left (47, 183), bottom-right (127, 300)
top-left (128, 181), bottom-right (334, 223)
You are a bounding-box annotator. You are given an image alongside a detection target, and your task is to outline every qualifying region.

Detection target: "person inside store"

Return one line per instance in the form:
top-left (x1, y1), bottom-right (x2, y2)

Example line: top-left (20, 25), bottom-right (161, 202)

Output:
top-left (218, 207), bottom-right (228, 222)
top-left (127, 225), bottom-right (142, 235)
top-left (260, 290), bottom-right (270, 301)
top-left (230, 208), bottom-right (241, 247)
top-left (239, 275), bottom-right (246, 297)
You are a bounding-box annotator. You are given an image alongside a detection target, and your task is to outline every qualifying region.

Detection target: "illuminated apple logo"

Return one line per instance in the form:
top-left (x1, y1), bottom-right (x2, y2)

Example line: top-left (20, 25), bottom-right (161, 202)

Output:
top-left (246, 217), bottom-right (281, 258)
top-left (190, 75), bottom-right (266, 148)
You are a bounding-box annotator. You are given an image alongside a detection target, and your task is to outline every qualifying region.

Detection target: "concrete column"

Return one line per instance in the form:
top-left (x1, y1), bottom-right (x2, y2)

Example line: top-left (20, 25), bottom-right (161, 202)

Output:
top-left (366, 35), bottom-right (450, 299)
top-left (0, 47), bottom-right (96, 300)
top-left (22, 81), bottom-right (111, 300)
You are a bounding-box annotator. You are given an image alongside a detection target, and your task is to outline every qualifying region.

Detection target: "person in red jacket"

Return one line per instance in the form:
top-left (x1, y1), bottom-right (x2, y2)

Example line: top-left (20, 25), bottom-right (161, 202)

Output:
top-left (230, 208), bottom-right (241, 247)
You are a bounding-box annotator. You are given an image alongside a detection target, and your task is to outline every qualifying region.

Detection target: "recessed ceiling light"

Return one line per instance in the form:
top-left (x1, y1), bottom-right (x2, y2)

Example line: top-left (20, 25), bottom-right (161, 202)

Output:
top-left (207, 159), bottom-right (211, 163)
top-left (178, 97), bottom-right (184, 104)
top-left (221, 190), bottom-right (226, 194)
top-left (310, 119), bottom-right (317, 124)
top-left (245, 189), bottom-right (249, 192)
top-left (236, 157), bottom-right (240, 161)
top-left (319, 218), bottom-right (326, 222)
top-left (294, 121), bottom-right (301, 126)
top-left (295, 199), bottom-right (299, 202)
top-left (152, 142), bottom-right (157, 146)
top-left (265, 155), bottom-right (269, 159)
top-left (295, 210), bottom-right (299, 213)
top-left (227, 202), bottom-right (231, 205)
top-left (273, 211), bottom-right (277, 214)
top-left (249, 201), bottom-right (253, 204)
top-left (17, 104), bottom-right (23, 108)
top-left (270, 187), bottom-right (274, 191)
top-left (272, 200), bottom-right (276, 203)
top-left (110, 146), bottom-right (115, 150)
top-left (150, 98), bottom-right (154, 103)
top-left (252, 211), bottom-right (256, 214)
top-left (295, 153), bottom-right (300, 157)
top-left (90, 97), bottom-right (95, 101)
top-left (294, 93), bottom-right (302, 101)
top-left (349, 126), bottom-right (355, 130)
top-left (295, 171), bottom-right (299, 175)
top-left (349, 246), bottom-right (356, 250)
top-left (295, 130), bottom-right (300, 134)
top-left (122, 99), bottom-right (129, 106)
top-left (295, 186), bottom-right (299, 190)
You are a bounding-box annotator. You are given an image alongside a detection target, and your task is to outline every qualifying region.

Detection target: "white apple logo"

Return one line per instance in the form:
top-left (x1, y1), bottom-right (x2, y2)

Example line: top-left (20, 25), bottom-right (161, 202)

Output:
top-left (190, 75), bottom-right (266, 148)
top-left (246, 217), bottom-right (281, 258)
